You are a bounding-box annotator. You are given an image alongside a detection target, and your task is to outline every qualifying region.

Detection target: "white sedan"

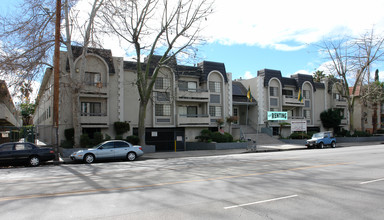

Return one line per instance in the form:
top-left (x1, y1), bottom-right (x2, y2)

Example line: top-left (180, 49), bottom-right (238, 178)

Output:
top-left (70, 140), bottom-right (144, 164)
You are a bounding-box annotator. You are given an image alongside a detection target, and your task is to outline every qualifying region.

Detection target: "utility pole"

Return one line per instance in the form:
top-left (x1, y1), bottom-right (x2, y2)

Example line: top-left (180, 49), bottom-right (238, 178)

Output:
top-left (53, 0), bottom-right (61, 165)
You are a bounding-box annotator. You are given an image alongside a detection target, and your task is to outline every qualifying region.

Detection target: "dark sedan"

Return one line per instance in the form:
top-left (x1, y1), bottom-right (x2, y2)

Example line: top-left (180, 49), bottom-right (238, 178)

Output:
top-left (0, 142), bottom-right (55, 167)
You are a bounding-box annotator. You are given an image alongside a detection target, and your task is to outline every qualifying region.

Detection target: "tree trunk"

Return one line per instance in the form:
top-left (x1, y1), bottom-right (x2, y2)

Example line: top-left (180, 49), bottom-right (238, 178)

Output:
top-left (138, 100), bottom-right (148, 146)
top-left (372, 103), bottom-right (378, 134)
top-left (72, 90), bottom-right (81, 147)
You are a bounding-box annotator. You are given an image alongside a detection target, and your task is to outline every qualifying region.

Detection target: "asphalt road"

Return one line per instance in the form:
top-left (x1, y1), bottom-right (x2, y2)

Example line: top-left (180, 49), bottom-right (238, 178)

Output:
top-left (0, 144), bottom-right (383, 220)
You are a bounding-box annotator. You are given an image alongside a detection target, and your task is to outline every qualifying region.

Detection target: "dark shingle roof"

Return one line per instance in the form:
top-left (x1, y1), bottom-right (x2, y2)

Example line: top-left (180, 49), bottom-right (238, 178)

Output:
top-left (232, 81), bottom-right (256, 104)
top-left (68, 46), bottom-right (116, 74)
top-left (124, 57), bottom-right (228, 83)
top-left (258, 69), bottom-right (325, 91)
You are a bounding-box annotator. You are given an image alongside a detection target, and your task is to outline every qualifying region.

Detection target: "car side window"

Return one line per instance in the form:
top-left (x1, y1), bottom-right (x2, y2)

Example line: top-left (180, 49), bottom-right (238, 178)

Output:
top-left (0, 144), bottom-right (13, 152)
top-left (15, 144), bottom-right (26, 151)
top-left (101, 142), bottom-right (114, 149)
top-left (115, 142), bottom-right (129, 148)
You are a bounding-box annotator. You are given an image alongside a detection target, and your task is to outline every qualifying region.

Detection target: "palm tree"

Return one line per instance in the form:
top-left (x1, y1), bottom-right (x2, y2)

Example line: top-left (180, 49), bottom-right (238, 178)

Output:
top-left (313, 70), bottom-right (325, 82)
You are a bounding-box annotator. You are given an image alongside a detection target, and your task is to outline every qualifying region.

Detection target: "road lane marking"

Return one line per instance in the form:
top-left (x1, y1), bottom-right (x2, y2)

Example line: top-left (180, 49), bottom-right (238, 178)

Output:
top-left (0, 162), bottom-right (352, 202)
top-left (360, 178), bottom-right (384, 185)
top-left (224, 195), bottom-right (298, 209)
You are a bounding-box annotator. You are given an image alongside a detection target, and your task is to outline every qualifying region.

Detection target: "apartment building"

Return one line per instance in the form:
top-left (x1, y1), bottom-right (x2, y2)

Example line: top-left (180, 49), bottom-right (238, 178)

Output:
top-left (0, 80), bottom-right (22, 143)
top-left (33, 46), bottom-right (233, 151)
top-left (238, 69), bottom-right (349, 137)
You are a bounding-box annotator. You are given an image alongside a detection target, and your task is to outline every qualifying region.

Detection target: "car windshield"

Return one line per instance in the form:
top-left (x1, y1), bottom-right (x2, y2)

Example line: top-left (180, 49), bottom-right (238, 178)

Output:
top-left (312, 133), bottom-right (323, 138)
top-left (93, 143), bottom-right (105, 149)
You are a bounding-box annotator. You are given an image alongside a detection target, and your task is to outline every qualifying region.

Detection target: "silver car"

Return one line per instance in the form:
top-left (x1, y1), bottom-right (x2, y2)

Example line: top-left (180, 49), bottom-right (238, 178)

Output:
top-left (70, 140), bottom-right (144, 164)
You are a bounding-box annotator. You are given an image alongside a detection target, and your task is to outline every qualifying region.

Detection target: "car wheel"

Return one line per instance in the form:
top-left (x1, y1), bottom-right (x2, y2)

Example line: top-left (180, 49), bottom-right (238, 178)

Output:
top-left (127, 152), bottom-right (136, 161)
top-left (331, 141), bottom-right (336, 148)
top-left (84, 154), bottom-right (95, 164)
top-left (319, 142), bottom-right (324, 149)
top-left (29, 156), bottom-right (40, 167)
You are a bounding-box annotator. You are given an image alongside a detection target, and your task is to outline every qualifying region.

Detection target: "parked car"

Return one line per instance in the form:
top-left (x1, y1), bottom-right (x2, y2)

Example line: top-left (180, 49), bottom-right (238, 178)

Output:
top-left (70, 140), bottom-right (144, 164)
top-left (0, 142), bottom-right (55, 167)
top-left (306, 131), bottom-right (336, 149)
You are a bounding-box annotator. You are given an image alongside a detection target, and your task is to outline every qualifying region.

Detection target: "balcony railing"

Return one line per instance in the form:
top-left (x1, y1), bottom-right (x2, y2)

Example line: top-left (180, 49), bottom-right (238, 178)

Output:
top-left (80, 113), bottom-right (108, 124)
top-left (282, 95), bottom-right (305, 106)
top-left (176, 88), bottom-right (210, 102)
top-left (177, 114), bottom-right (210, 126)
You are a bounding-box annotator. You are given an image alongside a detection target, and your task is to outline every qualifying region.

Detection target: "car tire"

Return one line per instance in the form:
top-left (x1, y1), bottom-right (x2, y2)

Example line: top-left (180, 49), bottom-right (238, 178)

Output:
top-left (331, 141), bottom-right (336, 148)
top-left (84, 154), bottom-right (95, 164)
top-left (127, 152), bottom-right (136, 161)
top-left (319, 142), bottom-right (324, 149)
top-left (29, 156), bottom-right (40, 167)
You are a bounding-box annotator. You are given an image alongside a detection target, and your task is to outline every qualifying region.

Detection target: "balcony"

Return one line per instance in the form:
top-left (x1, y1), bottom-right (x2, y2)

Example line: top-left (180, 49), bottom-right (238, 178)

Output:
top-left (332, 98), bottom-right (347, 107)
top-left (176, 88), bottom-right (210, 102)
top-left (81, 82), bottom-right (108, 96)
top-left (177, 114), bottom-right (210, 126)
top-left (340, 118), bottom-right (348, 125)
top-left (282, 95), bottom-right (305, 107)
top-left (80, 113), bottom-right (108, 127)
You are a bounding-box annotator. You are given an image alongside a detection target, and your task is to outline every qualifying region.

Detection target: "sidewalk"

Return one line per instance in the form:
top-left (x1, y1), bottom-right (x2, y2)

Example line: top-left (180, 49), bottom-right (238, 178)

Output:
top-left (60, 141), bottom-right (384, 163)
top-left (137, 141), bottom-right (384, 160)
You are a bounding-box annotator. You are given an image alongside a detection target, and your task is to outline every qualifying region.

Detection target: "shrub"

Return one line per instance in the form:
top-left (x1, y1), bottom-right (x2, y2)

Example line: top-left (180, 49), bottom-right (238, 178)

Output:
top-left (60, 140), bottom-right (74, 148)
top-left (80, 134), bottom-right (91, 148)
top-left (223, 132), bottom-right (233, 142)
top-left (352, 131), bottom-right (371, 137)
top-left (115, 135), bottom-right (123, 140)
top-left (289, 132), bottom-right (311, 139)
top-left (64, 128), bottom-right (74, 141)
top-left (195, 129), bottom-right (212, 142)
top-left (93, 132), bottom-right (104, 145)
top-left (126, 135), bottom-right (140, 145)
top-left (114, 121), bottom-right (130, 135)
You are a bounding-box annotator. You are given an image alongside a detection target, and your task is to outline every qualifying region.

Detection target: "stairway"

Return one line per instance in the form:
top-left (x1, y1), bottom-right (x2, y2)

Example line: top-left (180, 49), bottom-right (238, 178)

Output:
top-left (240, 125), bottom-right (285, 146)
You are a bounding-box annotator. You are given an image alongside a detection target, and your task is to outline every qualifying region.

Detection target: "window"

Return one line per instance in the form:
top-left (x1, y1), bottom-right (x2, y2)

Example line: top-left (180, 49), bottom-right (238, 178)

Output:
top-left (179, 81), bottom-right (197, 91)
top-left (0, 144), bottom-right (13, 152)
top-left (155, 77), bottom-right (171, 90)
top-left (179, 106), bottom-right (197, 117)
top-left (270, 87), bottom-right (278, 96)
top-left (303, 90), bottom-right (310, 99)
top-left (210, 94), bottom-right (221, 104)
top-left (209, 82), bottom-right (221, 93)
top-left (155, 104), bottom-right (171, 116)
top-left (209, 106), bottom-right (222, 117)
top-left (157, 92), bottom-right (170, 101)
top-left (270, 98), bottom-right (278, 106)
top-left (15, 143), bottom-right (32, 151)
top-left (305, 100), bottom-right (310, 108)
top-left (81, 102), bottom-right (102, 116)
top-left (85, 72), bottom-right (101, 86)
top-left (101, 142), bottom-right (114, 149)
top-left (233, 107), bottom-right (239, 124)
top-left (282, 89), bottom-right (293, 96)
top-left (304, 110), bottom-right (311, 119)
top-left (115, 141), bottom-right (130, 148)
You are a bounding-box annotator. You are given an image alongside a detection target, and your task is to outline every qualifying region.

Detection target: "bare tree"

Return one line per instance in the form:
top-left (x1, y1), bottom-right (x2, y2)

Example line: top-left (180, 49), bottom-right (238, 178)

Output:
top-left (63, 0), bottom-right (105, 147)
top-left (0, 0), bottom-right (105, 146)
top-left (0, 0), bottom-right (57, 93)
top-left (102, 0), bottom-right (213, 145)
top-left (320, 29), bottom-right (384, 131)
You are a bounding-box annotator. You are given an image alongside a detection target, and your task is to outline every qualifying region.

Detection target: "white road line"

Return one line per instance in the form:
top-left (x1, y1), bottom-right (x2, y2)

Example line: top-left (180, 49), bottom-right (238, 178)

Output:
top-left (360, 178), bottom-right (384, 185)
top-left (224, 195), bottom-right (298, 209)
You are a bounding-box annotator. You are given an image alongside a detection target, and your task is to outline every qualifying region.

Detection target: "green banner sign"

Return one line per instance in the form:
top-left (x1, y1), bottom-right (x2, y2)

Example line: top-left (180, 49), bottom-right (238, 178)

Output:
top-left (267, 111), bottom-right (288, 120)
